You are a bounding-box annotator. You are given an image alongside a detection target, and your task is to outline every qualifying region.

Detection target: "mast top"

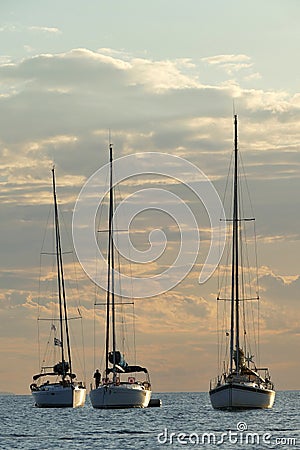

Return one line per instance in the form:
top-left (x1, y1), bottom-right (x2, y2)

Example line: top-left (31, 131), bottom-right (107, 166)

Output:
top-left (234, 114), bottom-right (238, 153)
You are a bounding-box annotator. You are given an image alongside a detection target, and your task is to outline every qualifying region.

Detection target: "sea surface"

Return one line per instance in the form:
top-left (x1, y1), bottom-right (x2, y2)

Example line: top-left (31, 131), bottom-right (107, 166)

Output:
top-left (0, 391), bottom-right (299, 449)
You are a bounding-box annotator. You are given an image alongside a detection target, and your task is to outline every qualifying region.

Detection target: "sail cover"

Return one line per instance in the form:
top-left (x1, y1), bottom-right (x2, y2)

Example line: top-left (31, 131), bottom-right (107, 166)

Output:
top-left (107, 365), bottom-right (148, 374)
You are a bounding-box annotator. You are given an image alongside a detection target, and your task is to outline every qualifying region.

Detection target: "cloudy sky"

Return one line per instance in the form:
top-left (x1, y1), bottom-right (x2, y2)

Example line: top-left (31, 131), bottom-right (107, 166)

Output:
top-left (0, 1), bottom-right (299, 395)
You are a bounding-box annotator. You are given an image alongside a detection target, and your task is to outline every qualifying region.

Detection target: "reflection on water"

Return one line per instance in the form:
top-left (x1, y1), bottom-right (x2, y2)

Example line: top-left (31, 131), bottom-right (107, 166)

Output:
top-left (0, 391), bottom-right (299, 449)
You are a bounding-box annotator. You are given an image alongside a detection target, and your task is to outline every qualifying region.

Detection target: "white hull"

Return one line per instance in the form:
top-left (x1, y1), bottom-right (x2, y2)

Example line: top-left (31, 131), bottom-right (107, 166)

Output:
top-left (209, 383), bottom-right (275, 410)
top-left (32, 384), bottom-right (86, 408)
top-left (90, 383), bottom-right (151, 409)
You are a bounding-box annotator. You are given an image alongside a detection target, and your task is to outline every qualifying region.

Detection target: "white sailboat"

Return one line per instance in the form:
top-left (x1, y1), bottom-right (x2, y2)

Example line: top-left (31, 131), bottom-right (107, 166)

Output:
top-left (209, 115), bottom-right (275, 410)
top-left (30, 168), bottom-right (86, 408)
top-left (90, 144), bottom-right (152, 409)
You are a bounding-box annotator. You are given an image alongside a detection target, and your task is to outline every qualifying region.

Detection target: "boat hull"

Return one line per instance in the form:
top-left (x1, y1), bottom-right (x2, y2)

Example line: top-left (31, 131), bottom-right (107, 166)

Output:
top-left (90, 384), bottom-right (151, 409)
top-left (209, 383), bottom-right (275, 410)
top-left (32, 384), bottom-right (86, 408)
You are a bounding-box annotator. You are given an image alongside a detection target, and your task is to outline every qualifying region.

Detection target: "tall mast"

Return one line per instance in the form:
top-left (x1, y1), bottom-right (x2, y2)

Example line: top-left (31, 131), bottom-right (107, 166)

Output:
top-left (234, 115), bottom-right (240, 371)
top-left (229, 115), bottom-right (240, 373)
top-left (57, 209), bottom-right (73, 377)
top-left (52, 167), bottom-right (73, 378)
top-left (105, 143), bottom-right (116, 380)
top-left (109, 143), bottom-right (117, 381)
top-left (52, 168), bottom-right (66, 376)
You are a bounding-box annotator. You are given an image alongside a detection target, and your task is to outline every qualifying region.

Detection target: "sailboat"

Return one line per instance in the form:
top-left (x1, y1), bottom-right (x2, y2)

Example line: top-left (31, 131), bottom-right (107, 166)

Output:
top-left (90, 144), bottom-right (152, 409)
top-left (30, 168), bottom-right (86, 408)
top-left (209, 115), bottom-right (275, 409)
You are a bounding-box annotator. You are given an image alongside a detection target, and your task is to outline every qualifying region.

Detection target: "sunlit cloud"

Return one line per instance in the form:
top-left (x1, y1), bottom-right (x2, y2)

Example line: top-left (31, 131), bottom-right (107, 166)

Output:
top-left (202, 54), bottom-right (253, 75)
top-left (0, 45), bottom-right (299, 393)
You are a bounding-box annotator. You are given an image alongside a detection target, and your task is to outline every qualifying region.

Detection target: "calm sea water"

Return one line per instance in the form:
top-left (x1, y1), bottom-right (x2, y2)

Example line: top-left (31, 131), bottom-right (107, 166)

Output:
top-left (0, 391), bottom-right (299, 449)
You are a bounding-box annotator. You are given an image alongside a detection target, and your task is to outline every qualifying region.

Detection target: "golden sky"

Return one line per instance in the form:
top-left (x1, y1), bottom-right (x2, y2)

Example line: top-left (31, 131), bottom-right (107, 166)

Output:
top-left (0, 1), bottom-right (299, 394)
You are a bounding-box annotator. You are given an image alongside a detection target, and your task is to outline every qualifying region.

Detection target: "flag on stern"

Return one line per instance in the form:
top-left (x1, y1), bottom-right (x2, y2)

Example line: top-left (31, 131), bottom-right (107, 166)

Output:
top-left (54, 337), bottom-right (62, 347)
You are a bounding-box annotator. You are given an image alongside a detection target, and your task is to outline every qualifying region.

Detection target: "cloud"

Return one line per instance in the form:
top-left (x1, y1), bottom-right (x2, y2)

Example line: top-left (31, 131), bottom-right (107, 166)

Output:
top-left (0, 47), bottom-right (299, 392)
top-left (260, 269), bottom-right (300, 306)
top-left (0, 24), bottom-right (61, 35)
top-left (135, 292), bottom-right (213, 335)
top-left (0, 49), bottom-right (299, 241)
top-left (28, 26), bottom-right (61, 34)
top-left (202, 54), bottom-right (251, 65)
top-left (0, 25), bottom-right (18, 33)
top-left (244, 72), bottom-right (262, 81)
top-left (202, 54), bottom-right (253, 75)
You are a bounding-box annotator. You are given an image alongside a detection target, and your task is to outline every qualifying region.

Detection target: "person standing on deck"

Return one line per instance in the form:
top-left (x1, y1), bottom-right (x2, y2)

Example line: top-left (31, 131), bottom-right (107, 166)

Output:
top-left (93, 369), bottom-right (101, 388)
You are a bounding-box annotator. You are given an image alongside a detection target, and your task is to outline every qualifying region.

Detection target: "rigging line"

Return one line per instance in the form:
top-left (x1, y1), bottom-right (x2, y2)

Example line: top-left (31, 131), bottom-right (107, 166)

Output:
top-left (95, 160), bottom-right (110, 303)
top-left (106, 142), bottom-right (115, 376)
top-left (217, 294), bottom-right (220, 373)
top-left (38, 317), bottom-right (82, 321)
top-left (69, 316), bottom-right (85, 382)
top-left (239, 152), bottom-right (260, 365)
top-left (218, 141), bottom-right (235, 296)
top-left (222, 147), bottom-right (234, 207)
top-left (217, 219), bottom-right (231, 296)
top-left (37, 309), bottom-right (41, 374)
top-left (253, 222), bottom-right (261, 367)
top-left (218, 235), bottom-right (230, 372)
top-left (240, 230), bottom-right (247, 356)
top-left (58, 212), bottom-right (73, 374)
top-left (40, 201), bottom-right (53, 255)
top-left (257, 295), bottom-right (260, 368)
top-left (113, 180), bottom-right (126, 354)
top-left (253, 221), bottom-right (260, 298)
top-left (218, 224), bottom-right (232, 297)
top-left (50, 222), bottom-right (56, 339)
top-left (56, 183), bottom-right (73, 377)
top-left (239, 151), bottom-right (256, 219)
top-left (218, 145), bottom-right (235, 298)
top-left (110, 161), bottom-right (133, 361)
top-left (94, 233), bottom-right (99, 379)
top-left (80, 312), bottom-right (86, 384)
top-left (237, 155), bottom-right (246, 336)
top-left (59, 202), bottom-right (81, 300)
top-left (40, 251), bottom-right (73, 255)
top-left (238, 160), bottom-right (252, 294)
top-left (240, 179), bottom-right (253, 353)
top-left (218, 140), bottom-right (233, 292)
top-left (239, 220), bottom-right (246, 351)
top-left (110, 143), bottom-right (117, 377)
top-left (37, 247), bottom-right (45, 372)
top-left (95, 302), bottom-right (134, 306)
top-left (218, 297), bottom-right (259, 301)
top-left (241, 149), bottom-right (259, 296)
top-left (52, 169), bottom-right (66, 372)
top-left (249, 293), bottom-right (258, 365)
top-left (247, 236), bottom-right (259, 366)
top-left (93, 304), bottom-right (96, 372)
top-left (217, 223), bottom-right (221, 296)
top-left (219, 290), bottom-right (229, 375)
top-left (223, 304), bottom-right (229, 373)
top-left (217, 222), bottom-right (225, 373)
top-left (94, 170), bottom-right (104, 374)
top-left (93, 158), bottom-right (110, 376)
top-left (219, 297), bottom-right (226, 375)
top-left (115, 178), bottom-right (136, 363)
top-left (41, 326), bottom-right (54, 374)
top-left (105, 196), bottom-right (111, 377)
top-left (133, 302), bottom-right (137, 367)
top-left (232, 113), bottom-right (240, 372)
top-left (38, 200), bottom-right (54, 371)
